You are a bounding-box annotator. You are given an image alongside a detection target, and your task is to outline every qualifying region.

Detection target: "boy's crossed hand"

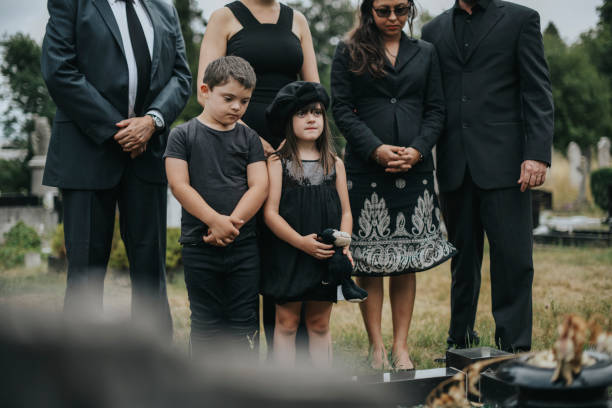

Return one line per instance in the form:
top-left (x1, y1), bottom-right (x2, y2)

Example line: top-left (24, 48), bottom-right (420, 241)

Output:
top-left (203, 214), bottom-right (244, 247)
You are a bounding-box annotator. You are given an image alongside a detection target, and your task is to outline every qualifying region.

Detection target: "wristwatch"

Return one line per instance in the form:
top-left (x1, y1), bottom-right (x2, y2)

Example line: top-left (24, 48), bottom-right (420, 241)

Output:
top-left (146, 111), bottom-right (165, 131)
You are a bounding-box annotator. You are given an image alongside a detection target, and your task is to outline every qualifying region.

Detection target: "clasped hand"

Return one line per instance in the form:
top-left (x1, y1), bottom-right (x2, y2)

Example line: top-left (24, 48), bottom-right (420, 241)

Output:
top-left (113, 116), bottom-right (155, 159)
top-left (518, 160), bottom-right (548, 192)
top-left (203, 214), bottom-right (245, 247)
top-left (374, 145), bottom-right (421, 173)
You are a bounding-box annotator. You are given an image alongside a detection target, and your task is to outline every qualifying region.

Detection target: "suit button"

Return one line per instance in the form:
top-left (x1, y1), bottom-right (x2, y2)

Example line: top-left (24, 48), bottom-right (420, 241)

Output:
top-left (390, 98), bottom-right (397, 104)
top-left (461, 96), bottom-right (469, 102)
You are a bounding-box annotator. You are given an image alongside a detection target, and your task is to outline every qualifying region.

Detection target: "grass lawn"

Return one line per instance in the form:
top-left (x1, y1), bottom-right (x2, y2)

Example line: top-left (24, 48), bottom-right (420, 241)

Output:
top-left (1, 244), bottom-right (610, 375)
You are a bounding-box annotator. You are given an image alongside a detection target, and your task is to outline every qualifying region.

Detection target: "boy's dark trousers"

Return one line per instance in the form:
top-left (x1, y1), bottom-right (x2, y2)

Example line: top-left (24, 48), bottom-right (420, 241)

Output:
top-left (182, 238), bottom-right (260, 358)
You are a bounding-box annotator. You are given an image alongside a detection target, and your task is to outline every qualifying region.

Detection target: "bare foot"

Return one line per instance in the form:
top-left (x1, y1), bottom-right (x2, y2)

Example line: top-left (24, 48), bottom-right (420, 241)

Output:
top-left (369, 345), bottom-right (390, 370)
top-left (391, 348), bottom-right (414, 371)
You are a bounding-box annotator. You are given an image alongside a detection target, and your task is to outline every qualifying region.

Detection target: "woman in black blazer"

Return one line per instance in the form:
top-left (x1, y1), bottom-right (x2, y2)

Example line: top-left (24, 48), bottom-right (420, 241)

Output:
top-left (331, 0), bottom-right (455, 370)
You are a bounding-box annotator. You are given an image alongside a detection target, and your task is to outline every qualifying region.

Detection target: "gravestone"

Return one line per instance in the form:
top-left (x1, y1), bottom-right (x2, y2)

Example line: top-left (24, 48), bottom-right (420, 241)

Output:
top-left (167, 189), bottom-right (181, 228)
top-left (598, 137), bottom-right (610, 168)
top-left (28, 115), bottom-right (57, 200)
top-left (567, 142), bottom-right (582, 188)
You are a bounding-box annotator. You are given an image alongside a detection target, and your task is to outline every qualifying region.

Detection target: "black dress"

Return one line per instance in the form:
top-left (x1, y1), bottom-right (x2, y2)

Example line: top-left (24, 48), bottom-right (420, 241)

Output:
top-left (261, 159), bottom-right (340, 303)
top-left (225, 1), bottom-right (303, 148)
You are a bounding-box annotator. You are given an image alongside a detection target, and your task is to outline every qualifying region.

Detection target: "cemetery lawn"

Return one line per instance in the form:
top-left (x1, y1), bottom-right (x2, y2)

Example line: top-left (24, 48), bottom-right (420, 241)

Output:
top-left (1, 244), bottom-right (610, 373)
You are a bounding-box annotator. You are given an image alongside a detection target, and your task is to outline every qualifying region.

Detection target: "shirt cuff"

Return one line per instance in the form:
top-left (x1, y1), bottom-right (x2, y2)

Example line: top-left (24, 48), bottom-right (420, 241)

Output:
top-left (146, 109), bottom-right (165, 129)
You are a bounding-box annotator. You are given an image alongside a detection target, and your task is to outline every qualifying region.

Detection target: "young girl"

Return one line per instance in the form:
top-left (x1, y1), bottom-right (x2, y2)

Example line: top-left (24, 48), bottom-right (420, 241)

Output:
top-left (262, 82), bottom-right (353, 368)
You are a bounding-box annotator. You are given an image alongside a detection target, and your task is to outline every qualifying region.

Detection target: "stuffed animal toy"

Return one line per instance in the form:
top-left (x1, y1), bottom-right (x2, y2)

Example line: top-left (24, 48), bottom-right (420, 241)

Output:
top-left (318, 228), bottom-right (368, 303)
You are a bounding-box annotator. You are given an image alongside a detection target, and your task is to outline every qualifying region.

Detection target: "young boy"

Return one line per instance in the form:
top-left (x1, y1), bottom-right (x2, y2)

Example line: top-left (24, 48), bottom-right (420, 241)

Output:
top-left (164, 56), bottom-right (268, 357)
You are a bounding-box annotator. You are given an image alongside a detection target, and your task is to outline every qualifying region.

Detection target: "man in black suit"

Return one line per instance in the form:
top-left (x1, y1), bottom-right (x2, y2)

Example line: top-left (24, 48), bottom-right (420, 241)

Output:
top-left (422, 0), bottom-right (553, 352)
top-left (41, 0), bottom-right (191, 337)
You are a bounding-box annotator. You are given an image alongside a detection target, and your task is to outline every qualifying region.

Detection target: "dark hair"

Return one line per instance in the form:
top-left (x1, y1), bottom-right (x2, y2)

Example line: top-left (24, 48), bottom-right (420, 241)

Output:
top-left (277, 102), bottom-right (337, 178)
top-left (346, 0), bottom-right (417, 78)
top-left (202, 56), bottom-right (256, 90)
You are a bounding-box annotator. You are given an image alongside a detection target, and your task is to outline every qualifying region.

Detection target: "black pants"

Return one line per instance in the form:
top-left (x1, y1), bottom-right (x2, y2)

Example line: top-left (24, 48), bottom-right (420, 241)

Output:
top-left (182, 238), bottom-right (260, 358)
top-left (62, 165), bottom-right (172, 338)
top-left (439, 169), bottom-right (533, 352)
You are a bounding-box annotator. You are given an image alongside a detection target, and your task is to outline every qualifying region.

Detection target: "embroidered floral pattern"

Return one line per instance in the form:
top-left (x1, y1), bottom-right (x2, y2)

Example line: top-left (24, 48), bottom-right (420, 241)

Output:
top-left (352, 190), bottom-right (456, 274)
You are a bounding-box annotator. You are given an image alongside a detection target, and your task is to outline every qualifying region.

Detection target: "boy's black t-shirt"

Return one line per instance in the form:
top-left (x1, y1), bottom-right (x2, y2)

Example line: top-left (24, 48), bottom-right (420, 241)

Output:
top-left (163, 118), bottom-right (265, 244)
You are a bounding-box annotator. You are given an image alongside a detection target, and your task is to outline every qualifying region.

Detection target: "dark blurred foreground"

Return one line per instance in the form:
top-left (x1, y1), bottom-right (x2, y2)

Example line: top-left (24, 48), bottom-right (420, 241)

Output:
top-left (0, 306), bottom-right (387, 408)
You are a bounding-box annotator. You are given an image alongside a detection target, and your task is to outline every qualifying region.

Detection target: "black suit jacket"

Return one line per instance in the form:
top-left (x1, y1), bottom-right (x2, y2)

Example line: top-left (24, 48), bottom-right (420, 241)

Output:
top-left (422, 0), bottom-right (553, 192)
top-left (331, 34), bottom-right (445, 174)
top-left (41, 0), bottom-right (191, 189)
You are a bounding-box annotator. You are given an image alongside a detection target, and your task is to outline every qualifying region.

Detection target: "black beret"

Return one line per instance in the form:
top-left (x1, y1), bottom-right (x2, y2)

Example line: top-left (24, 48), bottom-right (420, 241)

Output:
top-left (265, 81), bottom-right (330, 141)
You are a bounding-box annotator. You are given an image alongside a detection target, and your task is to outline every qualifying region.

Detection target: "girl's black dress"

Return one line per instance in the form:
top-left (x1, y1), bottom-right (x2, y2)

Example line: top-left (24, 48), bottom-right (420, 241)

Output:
top-left (261, 159), bottom-right (340, 303)
top-left (225, 1), bottom-right (303, 148)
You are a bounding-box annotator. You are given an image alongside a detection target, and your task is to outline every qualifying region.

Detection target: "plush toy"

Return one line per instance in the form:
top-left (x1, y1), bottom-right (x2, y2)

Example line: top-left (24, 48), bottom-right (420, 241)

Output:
top-left (318, 228), bottom-right (368, 303)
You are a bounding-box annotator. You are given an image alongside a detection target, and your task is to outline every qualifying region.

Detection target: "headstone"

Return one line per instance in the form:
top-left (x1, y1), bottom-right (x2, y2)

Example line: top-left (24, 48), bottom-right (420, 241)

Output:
top-left (567, 142), bottom-right (582, 188)
top-left (167, 188), bottom-right (182, 228)
top-left (24, 251), bottom-right (42, 268)
top-left (598, 137), bottom-right (610, 168)
top-left (28, 115), bottom-right (57, 199)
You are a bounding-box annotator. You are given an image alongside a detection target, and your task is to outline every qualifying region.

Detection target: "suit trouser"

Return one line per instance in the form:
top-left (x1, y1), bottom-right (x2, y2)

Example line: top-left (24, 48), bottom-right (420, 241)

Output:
top-left (439, 169), bottom-right (533, 352)
top-left (61, 164), bottom-right (172, 339)
top-left (181, 238), bottom-right (259, 359)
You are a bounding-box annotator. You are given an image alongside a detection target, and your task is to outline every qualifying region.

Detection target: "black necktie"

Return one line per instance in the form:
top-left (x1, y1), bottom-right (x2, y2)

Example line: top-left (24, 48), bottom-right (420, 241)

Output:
top-left (118, 0), bottom-right (151, 116)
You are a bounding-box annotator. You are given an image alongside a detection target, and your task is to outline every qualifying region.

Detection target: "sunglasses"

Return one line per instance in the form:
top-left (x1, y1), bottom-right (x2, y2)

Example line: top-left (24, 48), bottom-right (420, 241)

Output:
top-left (372, 4), bottom-right (412, 18)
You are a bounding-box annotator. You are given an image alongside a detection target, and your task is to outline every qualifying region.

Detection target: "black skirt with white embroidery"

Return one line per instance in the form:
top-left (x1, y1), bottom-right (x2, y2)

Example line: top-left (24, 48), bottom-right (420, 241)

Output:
top-left (347, 171), bottom-right (456, 276)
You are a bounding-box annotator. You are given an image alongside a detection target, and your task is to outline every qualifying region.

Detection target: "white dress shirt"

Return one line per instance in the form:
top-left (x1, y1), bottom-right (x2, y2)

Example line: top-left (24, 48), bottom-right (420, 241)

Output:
top-left (107, 0), bottom-right (163, 125)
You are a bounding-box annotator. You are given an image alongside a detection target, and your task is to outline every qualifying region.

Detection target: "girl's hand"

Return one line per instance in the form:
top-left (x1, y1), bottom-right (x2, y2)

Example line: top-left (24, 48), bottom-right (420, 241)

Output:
top-left (260, 137), bottom-right (276, 157)
top-left (343, 246), bottom-right (355, 267)
top-left (300, 233), bottom-right (334, 260)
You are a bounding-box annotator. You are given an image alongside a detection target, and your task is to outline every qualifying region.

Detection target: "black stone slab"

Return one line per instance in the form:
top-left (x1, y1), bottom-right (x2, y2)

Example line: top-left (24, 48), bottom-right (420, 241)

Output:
top-left (0, 195), bottom-right (41, 207)
top-left (534, 230), bottom-right (611, 247)
top-left (446, 347), bottom-right (513, 371)
top-left (354, 367), bottom-right (461, 407)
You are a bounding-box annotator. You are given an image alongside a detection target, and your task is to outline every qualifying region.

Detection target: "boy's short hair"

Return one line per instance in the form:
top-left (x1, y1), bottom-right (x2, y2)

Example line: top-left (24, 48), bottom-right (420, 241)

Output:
top-left (203, 56), bottom-right (256, 90)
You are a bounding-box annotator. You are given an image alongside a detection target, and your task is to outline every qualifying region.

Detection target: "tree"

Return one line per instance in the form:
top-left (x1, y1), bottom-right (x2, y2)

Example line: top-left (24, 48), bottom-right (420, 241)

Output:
top-left (289, 0), bottom-right (355, 73)
top-left (544, 23), bottom-right (612, 203)
top-left (174, 0), bottom-right (206, 123)
top-left (0, 33), bottom-right (55, 145)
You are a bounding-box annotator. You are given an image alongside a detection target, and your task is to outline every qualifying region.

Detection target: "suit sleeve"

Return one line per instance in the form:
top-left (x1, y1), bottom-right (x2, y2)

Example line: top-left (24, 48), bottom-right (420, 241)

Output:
top-left (41, 0), bottom-right (125, 145)
top-left (331, 42), bottom-right (383, 162)
top-left (410, 45), bottom-right (445, 159)
top-left (147, 5), bottom-right (191, 129)
top-left (518, 10), bottom-right (554, 165)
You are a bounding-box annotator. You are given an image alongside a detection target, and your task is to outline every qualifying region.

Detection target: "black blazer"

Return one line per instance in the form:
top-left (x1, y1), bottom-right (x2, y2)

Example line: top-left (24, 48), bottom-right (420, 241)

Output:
top-left (422, 0), bottom-right (553, 192)
top-left (41, 0), bottom-right (191, 189)
top-left (331, 34), bottom-right (445, 174)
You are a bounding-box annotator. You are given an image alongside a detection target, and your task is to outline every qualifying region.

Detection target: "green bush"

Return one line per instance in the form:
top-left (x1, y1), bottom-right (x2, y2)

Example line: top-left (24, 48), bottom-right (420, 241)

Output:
top-left (0, 158), bottom-right (30, 194)
top-left (0, 221), bottom-right (41, 269)
top-left (590, 168), bottom-right (612, 212)
top-left (3, 221), bottom-right (40, 250)
top-left (50, 223), bottom-right (66, 259)
top-left (166, 228), bottom-right (183, 279)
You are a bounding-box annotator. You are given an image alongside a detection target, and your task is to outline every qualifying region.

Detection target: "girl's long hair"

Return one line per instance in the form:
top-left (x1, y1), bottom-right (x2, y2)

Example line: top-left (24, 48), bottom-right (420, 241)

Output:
top-left (276, 102), bottom-right (336, 178)
top-left (346, 0), bottom-right (417, 78)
